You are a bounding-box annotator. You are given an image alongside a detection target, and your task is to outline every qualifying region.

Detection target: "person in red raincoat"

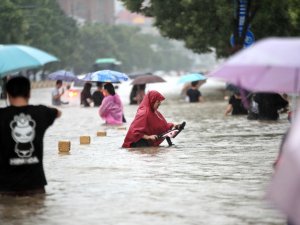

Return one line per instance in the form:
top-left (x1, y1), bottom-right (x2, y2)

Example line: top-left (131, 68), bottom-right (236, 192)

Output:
top-left (122, 90), bottom-right (180, 148)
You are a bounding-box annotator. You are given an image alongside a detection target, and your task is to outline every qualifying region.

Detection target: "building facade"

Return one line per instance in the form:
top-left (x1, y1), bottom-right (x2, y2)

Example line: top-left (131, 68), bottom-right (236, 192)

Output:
top-left (57, 0), bottom-right (115, 24)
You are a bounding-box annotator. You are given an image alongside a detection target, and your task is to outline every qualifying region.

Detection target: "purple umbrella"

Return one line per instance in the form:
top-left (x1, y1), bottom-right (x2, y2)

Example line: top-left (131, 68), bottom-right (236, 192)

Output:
top-left (209, 37), bottom-right (300, 223)
top-left (209, 37), bottom-right (300, 94)
top-left (267, 106), bottom-right (300, 225)
top-left (48, 70), bottom-right (78, 82)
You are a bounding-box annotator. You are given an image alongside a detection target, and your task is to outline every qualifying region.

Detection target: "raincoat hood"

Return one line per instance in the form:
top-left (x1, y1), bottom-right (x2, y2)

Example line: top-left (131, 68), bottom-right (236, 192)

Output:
top-left (140, 90), bottom-right (165, 112)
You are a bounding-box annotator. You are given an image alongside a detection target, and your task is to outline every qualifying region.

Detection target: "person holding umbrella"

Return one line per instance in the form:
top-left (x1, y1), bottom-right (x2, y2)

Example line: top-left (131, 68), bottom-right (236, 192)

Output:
top-left (178, 73), bottom-right (206, 101)
top-left (186, 80), bottom-right (204, 103)
top-left (130, 74), bottom-right (165, 104)
top-left (52, 80), bottom-right (69, 106)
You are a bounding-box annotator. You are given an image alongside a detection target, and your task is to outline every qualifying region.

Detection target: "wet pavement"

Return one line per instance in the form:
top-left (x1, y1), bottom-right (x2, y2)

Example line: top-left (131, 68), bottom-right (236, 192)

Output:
top-left (0, 82), bottom-right (289, 225)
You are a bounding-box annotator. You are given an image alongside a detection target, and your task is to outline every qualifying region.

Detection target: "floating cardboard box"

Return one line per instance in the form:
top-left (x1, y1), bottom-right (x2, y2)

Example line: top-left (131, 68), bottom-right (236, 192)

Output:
top-left (80, 136), bottom-right (90, 144)
top-left (58, 140), bottom-right (71, 152)
top-left (97, 131), bottom-right (107, 136)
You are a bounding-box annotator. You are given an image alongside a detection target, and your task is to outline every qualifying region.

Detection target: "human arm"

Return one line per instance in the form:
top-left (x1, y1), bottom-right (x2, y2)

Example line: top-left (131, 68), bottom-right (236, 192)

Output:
top-left (99, 99), bottom-right (109, 117)
top-left (225, 95), bottom-right (235, 116)
top-left (85, 92), bottom-right (94, 106)
top-left (199, 96), bottom-right (204, 102)
top-left (52, 88), bottom-right (64, 100)
top-left (224, 104), bottom-right (233, 116)
top-left (56, 109), bottom-right (62, 118)
top-left (86, 97), bottom-right (94, 107)
top-left (198, 90), bottom-right (204, 102)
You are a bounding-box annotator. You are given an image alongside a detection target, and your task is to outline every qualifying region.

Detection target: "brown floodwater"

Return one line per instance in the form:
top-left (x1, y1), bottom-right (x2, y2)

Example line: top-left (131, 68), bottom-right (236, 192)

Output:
top-left (0, 85), bottom-right (289, 225)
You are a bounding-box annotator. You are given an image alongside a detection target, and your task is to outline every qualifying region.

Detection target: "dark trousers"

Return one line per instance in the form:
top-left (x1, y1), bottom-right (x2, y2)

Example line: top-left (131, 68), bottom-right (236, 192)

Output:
top-left (130, 139), bottom-right (150, 147)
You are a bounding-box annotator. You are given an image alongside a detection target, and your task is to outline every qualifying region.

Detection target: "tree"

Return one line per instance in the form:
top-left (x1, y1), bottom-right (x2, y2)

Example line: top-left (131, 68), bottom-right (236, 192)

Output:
top-left (0, 0), bottom-right (79, 70)
top-left (120, 0), bottom-right (300, 57)
top-left (0, 0), bottom-right (192, 74)
top-left (0, 0), bottom-right (27, 43)
top-left (22, 0), bottom-right (79, 68)
top-left (73, 24), bottom-right (192, 73)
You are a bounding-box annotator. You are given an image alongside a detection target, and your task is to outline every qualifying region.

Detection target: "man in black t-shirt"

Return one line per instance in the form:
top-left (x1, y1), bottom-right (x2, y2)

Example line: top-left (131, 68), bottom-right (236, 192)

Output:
top-left (224, 91), bottom-right (248, 116)
top-left (0, 76), bottom-right (61, 196)
top-left (186, 81), bottom-right (203, 103)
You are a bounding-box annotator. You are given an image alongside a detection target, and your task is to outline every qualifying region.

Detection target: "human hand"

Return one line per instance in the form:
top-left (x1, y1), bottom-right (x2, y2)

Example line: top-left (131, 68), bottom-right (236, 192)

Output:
top-left (174, 124), bottom-right (181, 129)
top-left (144, 135), bottom-right (158, 141)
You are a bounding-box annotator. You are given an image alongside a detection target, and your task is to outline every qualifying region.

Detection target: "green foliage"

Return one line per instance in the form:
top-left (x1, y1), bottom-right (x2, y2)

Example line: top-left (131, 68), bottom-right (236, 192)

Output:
top-left (21, 0), bottom-right (79, 68)
top-left (120, 0), bottom-right (300, 57)
top-left (73, 24), bottom-right (192, 73)
top-left (0, 0), bottom-right (192, 74)
top-left (0, 0), bottom-right (27, 43)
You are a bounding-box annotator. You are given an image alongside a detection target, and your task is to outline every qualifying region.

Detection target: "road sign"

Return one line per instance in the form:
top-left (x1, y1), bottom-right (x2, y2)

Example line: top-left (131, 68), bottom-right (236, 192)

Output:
top-left (230, 30), bottom-right (255, 48)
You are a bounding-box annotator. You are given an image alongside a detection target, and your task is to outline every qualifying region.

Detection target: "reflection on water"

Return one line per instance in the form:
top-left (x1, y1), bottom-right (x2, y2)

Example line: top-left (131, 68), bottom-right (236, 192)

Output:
top-left (0, 88), bottom-right (289, 225)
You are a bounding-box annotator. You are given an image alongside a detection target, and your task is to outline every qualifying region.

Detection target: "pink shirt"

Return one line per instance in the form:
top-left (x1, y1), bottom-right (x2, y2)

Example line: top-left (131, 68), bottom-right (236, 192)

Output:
top-left (98, 94), bottom-right (123, 125)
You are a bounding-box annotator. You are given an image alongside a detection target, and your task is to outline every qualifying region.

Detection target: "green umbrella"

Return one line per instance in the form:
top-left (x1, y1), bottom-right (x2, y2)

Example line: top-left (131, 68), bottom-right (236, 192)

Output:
top-left (94, 58), bottom-right (121, 65)
top-left (0, 44), bottom-right (59, 78)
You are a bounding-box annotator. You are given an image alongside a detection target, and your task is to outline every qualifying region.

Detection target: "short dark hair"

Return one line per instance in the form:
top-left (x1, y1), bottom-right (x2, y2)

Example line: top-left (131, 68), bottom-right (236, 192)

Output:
top-left (56, 80), bottom-right (62, 85)
top-left (191, 81), bottom-right (199, 87)
top-left (83, 82), bottom-right (92, 92)
top-left (96, 82), bottom-right (103, 88)
top-left (6, 76), bottom-right (30, 98)
top-left (104, 83), bottom-right (115, 95)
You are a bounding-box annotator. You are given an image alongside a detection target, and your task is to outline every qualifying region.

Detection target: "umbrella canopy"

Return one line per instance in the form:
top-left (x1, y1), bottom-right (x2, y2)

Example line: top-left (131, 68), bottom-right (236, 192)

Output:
top-left (94, 58), bottom-right (121, 65)
top-left (128, 71), bottom-right (152, 79)
top-left (267, 105), bottom-right (300, 225)
top-left (208, 37), bottom-right (300, 94)
top-left (178, 73), bottom-right (207, 84)
top-left (131, 74), bottom-right (166, 85)
top-left (0, 44), bottom-right (59, 78)
top-left (81, 70), bottom-right (128, 83)
top-left (48, 70), bottom-right (78, 82)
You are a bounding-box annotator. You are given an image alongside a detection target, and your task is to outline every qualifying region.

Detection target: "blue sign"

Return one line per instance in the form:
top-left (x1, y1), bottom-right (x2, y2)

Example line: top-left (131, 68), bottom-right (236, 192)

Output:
top-left (238, 0), bottom-right (247, 36)
top-left (243, 30), bottom-right (255, 47)
top-left (230, 1), bottom-right (254, 48)
top-left (230, 30), bottom-right (255, 48)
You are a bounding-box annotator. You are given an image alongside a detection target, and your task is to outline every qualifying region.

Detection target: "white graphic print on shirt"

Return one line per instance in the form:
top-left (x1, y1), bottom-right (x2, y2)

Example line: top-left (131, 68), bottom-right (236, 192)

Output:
top-left (9, 113), bottom-right (39, 165)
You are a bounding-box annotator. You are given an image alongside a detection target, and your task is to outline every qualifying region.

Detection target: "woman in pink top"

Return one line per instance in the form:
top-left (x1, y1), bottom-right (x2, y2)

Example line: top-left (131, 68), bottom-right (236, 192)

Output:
top-left (99, 83), bottom-right (123, 125)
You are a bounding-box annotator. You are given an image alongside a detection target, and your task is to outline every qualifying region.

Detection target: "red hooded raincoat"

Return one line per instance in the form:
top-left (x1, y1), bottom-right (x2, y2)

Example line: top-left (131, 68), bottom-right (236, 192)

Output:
top-left (122, 91), bottom-right (173, 148)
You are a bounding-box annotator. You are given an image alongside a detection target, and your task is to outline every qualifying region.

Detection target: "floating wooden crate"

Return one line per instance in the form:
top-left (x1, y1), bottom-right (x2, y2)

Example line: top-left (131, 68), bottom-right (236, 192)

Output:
top-left (58, 140), bottom-right (71, 152)
top-left (80, 136), bottom-right (90, 144)
top-left (96, 131), bottom-right (107, 136)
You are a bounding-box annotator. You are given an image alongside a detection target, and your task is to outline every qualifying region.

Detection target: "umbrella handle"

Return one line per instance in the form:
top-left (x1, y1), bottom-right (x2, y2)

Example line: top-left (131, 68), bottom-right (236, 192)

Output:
top-left (166, 137), bottom-right (173, 146)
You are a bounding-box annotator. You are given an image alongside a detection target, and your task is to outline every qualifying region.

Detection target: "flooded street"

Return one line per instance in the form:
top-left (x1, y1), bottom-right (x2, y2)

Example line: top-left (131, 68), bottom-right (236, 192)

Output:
top-left (0, 84), bottom-right (289, 225)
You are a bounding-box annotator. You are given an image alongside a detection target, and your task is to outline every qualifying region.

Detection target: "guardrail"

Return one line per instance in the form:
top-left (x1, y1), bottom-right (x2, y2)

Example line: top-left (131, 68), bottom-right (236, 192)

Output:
top-left (31, 80), bottom-right (55, 89)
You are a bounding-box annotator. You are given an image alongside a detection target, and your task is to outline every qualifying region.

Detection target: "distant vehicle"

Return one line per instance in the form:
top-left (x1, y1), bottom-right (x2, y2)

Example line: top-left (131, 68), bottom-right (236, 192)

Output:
top-left (93, 58), bottom-right (122, 71)
top-left (64, 75), bottom-right (97, 106)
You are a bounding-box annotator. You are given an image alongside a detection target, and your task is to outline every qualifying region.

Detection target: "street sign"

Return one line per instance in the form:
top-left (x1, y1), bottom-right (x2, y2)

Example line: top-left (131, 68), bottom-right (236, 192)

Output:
top-left (230, 30), bottom-right (255, 48)
top-left (238, 0), bottom-right (247, 36)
